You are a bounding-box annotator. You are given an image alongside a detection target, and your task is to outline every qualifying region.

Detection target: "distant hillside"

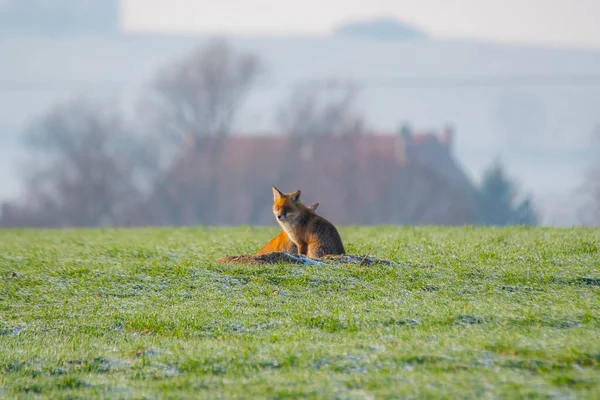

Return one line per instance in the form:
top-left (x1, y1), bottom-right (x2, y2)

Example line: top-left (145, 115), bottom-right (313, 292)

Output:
top-left (0, 0), bottom-right (120, 35)
top-left (334, 18), bottom-right (428, 41)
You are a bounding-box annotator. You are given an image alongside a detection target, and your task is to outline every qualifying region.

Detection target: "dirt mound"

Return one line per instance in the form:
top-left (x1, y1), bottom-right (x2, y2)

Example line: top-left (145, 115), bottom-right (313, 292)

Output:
top-left (216, 252), bottom-right (398, 266)
top-left (217, 252), bottom-right (306, 265)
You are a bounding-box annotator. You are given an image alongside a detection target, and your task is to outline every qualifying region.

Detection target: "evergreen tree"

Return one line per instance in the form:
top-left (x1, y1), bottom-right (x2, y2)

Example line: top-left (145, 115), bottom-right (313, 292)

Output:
top-left (477, 162), bottom-right (539, 226)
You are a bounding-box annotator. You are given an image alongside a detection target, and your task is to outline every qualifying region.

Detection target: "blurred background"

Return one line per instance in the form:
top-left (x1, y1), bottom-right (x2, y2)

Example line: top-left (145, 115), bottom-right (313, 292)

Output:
top-left (1, 0), bottom-right (599, 227)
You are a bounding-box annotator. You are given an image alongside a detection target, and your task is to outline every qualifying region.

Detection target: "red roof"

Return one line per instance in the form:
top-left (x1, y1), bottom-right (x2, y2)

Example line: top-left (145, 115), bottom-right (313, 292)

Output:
top-left (180, 132), bottom-right (444, 171)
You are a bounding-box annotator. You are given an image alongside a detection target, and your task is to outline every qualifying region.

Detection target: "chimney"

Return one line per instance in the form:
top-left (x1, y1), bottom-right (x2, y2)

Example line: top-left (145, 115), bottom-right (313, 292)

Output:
top-left (399, 123), bottom-right (412, 140)
top-left (440, 124), bottom-right (454, 152)
top-left (395, 123), bottom-right (412, 164)
top-left (394, 137), bottom-right (406, 165)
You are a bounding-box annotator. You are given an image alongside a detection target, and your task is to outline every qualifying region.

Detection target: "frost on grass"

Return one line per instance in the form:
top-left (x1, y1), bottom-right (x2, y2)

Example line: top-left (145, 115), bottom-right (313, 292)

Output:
top-left (0, 324), bottom-right (25, 336)
top-left (2, 227), bottom-right (599, 398)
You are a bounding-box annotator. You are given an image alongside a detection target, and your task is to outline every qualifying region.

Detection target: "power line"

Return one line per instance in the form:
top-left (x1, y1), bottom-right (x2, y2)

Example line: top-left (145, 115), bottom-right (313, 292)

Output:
top-left (3, 74), bottom-right (600, 93)
top-left (0, 81), bottom-right (139, 92)
top-left (307, 74), bottom-right (600, 88)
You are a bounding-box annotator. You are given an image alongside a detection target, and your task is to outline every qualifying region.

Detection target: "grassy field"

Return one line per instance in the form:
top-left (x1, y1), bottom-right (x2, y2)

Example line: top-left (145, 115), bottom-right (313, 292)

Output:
top-left (0, 226), bottom-right (599, 399)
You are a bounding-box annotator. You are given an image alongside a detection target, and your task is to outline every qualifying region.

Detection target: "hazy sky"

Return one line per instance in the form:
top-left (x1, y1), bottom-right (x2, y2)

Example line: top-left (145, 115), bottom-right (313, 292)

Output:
top-left (122, 0), bottom-right (600, 48)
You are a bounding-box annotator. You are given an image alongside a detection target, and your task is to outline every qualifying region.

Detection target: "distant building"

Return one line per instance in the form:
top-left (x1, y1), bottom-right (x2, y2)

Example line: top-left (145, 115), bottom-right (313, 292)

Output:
top-left (135, 126), bottom-right (477, 226)
top-left (0, 0), bottom-right (120, 35)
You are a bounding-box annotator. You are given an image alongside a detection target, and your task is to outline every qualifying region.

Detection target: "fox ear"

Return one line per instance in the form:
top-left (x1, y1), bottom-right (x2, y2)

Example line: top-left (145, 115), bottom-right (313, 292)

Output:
top-left (309, 202), bottom-right (319, 211)
top-left (272, 186), bottom-right (283, 201)
top-left (291, 190), bottom-right (301, 203)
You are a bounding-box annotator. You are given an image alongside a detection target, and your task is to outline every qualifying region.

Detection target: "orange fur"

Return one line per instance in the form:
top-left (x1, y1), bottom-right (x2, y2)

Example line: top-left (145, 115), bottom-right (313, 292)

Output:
top-left (271, 187), bottom-right (345, 258)
top-left (256, 203), bottom-right (319, 255)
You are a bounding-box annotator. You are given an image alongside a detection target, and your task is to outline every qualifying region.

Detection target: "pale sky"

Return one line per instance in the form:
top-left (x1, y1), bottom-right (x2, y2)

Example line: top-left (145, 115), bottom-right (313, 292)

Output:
top-left (122, 0), bottom-right (600, 48)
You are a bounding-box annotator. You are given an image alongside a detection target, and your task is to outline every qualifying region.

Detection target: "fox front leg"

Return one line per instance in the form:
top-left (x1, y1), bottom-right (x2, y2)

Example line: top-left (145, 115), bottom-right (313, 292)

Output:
top-left (297, 242), bottom-right (309, 256)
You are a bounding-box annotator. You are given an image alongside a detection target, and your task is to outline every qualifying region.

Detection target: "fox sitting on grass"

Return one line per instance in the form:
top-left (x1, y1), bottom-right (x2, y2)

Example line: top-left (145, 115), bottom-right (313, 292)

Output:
top-left (271, 186), bottom-right (345, 258)
top-left (255, 203), bottom-right (320, 255)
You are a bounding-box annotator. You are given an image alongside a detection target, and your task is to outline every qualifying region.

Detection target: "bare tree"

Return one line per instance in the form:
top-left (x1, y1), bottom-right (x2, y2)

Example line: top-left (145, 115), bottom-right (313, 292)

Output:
top-left (148, 38), bottom-right (262, 147)
top-left (277, 79), bottom-right (365, 137)
top-left (139, 39), bottom-right (263, 225)
top-left (12, 98), bottom-right (152, 227)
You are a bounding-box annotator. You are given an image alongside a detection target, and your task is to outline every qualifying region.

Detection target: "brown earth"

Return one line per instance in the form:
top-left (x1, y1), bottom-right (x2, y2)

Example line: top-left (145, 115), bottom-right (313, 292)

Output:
top-left (216, 252), bottom-right (398, 266)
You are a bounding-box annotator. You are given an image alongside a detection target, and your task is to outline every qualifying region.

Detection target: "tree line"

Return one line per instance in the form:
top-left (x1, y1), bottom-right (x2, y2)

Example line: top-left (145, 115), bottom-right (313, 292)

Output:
top-left (2, 39), bottom-right (596, 227)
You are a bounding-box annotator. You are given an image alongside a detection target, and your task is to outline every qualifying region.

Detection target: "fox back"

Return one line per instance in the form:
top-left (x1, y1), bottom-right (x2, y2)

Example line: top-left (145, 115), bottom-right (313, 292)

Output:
top-left (256, 203), bottom-right (319, 255)
top-left (272, 187), bottom-right (345, 258)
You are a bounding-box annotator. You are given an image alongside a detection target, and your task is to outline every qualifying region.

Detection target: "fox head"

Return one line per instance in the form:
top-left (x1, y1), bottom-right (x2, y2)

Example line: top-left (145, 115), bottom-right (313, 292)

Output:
top-left (272, 186), bottom-right (308, 223)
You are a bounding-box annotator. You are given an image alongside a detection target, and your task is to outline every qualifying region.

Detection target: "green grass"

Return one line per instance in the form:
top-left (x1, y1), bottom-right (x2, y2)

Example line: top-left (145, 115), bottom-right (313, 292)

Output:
top-left (0, 226), bottom-right (599, 399)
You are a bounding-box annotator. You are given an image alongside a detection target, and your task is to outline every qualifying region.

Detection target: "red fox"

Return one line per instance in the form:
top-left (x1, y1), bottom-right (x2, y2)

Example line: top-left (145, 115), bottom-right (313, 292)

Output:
top-left (255, 203), bottom-right (320, 255)
top-left (271, 186), bottom-right (345, 258)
